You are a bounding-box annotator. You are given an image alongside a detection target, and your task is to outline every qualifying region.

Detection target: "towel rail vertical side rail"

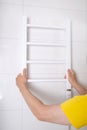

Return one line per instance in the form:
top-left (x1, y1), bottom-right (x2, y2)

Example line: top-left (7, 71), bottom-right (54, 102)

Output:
top-left (66, 20), bottom-right (72, 130)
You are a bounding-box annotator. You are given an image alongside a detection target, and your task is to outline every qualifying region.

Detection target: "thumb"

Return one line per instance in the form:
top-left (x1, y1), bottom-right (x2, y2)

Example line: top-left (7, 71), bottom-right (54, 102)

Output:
top-left (23, 68), bottom-right (27, 77)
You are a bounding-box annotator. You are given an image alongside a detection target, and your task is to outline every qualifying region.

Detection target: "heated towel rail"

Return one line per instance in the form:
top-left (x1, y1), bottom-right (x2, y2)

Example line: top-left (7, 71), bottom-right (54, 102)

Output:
top-left (23, 17), bottom-right (72, 130)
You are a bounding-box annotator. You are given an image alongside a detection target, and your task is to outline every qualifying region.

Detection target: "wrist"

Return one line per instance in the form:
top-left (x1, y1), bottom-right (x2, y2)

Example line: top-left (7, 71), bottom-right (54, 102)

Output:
top-left (18, 83), bottom-right (28, 92)
top-left (73, 82), bottom-right (79, 88)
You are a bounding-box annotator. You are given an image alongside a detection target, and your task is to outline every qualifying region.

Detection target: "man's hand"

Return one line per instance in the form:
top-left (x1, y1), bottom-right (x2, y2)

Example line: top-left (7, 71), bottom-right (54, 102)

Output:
top-left (67, 69), bottom-right (78, 87)
top-left (66, 69), bottom-right (87, 94)
top-left (16, 68), bottom-right (27, 91)
top-left (65, 69), bottom-right (78, 87)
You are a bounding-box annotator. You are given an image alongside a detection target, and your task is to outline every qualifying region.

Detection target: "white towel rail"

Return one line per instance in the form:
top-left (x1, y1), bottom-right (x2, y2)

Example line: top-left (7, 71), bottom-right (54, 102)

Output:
top-left (27, 60), bottom-right (66, 64)
top-left (27, 42), bottom-right (66, 47)
top-left (28, 79), bottom-right (66, 83)
top-left (23, 17), bottom-right (72, 85)
top-left (27, 24), bottom-right (65, 30)
top-left (23, 17), bottom-right (72, 130)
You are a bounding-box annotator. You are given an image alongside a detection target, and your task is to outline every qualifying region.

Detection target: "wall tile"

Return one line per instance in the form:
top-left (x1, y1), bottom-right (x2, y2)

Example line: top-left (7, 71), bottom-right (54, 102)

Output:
top-left (24, 6), bottom-right (85, 42)
top-left (0, 0), bottom-right (23, 5)
top-left (71, 126), bottom-right (87, 130)
top-left (84, 12), bottom-right (87, 42)
top-left (0, 39), bottom-right (26, 74)
top-left (72, 43), bottom-right (87, 74)
top-left (22, 109), bottom-right (68, 130)
top-left (29, 29), bottom-right (65, 43)
top-left (85, 0), bottom-right (87, 11)
top-left (0, 4), bottom-right (23, 38)
top-left (72, 21), bottom-right (86, 42)
top-left (76, 74), bottom-right (87, 87)
top-left (28, 47), bottom-right (66, 59)
top-left (80, 126), bottom-right (87, 130)
top-left (22, 82), bottom-right (67, 110)
top-left (0, 110), bottom-right (21, 130)
top-left (0, 75), bottom-right (22, 110)
top-left (72, 74), bottom-right (87, 96)
top-left (24, 0), bottom-right (85, 11)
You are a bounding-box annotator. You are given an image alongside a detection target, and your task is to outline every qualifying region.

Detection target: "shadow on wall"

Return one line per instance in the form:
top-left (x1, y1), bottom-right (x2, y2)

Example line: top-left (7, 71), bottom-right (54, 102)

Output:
top-left (27, 83), bottom-right (66, 105)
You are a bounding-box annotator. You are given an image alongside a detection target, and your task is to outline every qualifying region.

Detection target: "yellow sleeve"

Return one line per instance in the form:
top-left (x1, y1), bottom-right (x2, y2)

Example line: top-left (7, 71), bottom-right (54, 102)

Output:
top-left (61, 95), bottom-right (87, 129)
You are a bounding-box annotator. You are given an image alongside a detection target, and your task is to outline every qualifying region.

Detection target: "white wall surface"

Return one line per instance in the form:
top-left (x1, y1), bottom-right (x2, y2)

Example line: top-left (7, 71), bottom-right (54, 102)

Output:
top-left (0, 0), bottom-right (87, 130)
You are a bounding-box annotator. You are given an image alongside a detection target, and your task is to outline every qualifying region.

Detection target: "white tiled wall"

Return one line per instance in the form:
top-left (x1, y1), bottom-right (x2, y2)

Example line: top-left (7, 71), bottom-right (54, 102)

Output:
top-left (0, 0), bottom-right (87, 130)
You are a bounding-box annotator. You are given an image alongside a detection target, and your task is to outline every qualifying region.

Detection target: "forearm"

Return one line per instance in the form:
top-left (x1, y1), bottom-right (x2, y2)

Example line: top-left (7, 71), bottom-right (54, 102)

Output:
top-left (16, 69), bottom-right (47, 121)
top-left (74, 82), bottom-right (87, 95)
top-left (19, 84), bottom-right (45, 119)
top-left (67, 69), bottom-right (87, 95)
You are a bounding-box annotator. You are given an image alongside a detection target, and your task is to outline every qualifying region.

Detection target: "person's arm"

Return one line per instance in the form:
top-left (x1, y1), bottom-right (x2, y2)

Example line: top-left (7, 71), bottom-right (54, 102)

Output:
top-left (67, 69), bottom-right (87, 95)
top-left (16, 69), bottom-right (70, 125)
top-left (16, 69), bottom-right (44, 120)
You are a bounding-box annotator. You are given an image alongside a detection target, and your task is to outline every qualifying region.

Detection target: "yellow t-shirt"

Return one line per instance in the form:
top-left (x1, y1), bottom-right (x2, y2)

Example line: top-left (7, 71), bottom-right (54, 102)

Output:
top-left (61, 94), bottom-right (87, 129)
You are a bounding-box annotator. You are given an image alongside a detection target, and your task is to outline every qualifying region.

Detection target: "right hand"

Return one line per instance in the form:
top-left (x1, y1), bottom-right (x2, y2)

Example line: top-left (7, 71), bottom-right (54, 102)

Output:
top-left (65, 69), bottom-right (78, 87)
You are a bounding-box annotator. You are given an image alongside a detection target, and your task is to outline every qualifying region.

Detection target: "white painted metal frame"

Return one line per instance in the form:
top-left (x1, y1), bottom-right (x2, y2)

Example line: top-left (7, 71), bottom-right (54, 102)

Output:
top-left (27, 42), bottom-right (66, 47)
top-left (65, 20), bottom-right (72, 130)
top-left (27, 24), bottom-right (65, 30)
top-left (27, 60), bottom-right (66, 64)
top-left (23, 17), bottom-right (72, 130)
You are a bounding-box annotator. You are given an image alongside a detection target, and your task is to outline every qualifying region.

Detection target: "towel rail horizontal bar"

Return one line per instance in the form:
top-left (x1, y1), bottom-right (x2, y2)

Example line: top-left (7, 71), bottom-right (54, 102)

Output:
top-left (27, 60), bottom-right (66, 64)
top-left (27, 42), bottom-right (66, 47)
top-left (27, 24), bottom-right (65, 30)
top-left (29, 72), bottom-right (65, 74)
top-left (27, 79), bottom-right (66, 82)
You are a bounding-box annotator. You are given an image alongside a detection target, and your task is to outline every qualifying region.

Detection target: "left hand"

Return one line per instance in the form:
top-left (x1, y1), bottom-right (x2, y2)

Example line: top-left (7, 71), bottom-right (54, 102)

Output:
top-left (16, 68), bottom-right (27, 90)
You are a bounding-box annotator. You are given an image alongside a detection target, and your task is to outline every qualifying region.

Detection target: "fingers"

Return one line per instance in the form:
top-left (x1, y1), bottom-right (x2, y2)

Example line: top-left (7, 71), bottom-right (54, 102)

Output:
top-left (68, 69), bottom-right (72, 73)
top-left (68, 69), bottom-right (71, 76)
top-left (23, 68), bottom-right (27, 77)
top-left (64, 69), bottom-right (72, 79)
top-left (16, 73), bottom-right (21, 79)
top-left (68, 69), bottom-right (75, 75)
top-left (64, 75), bottom-right (66, 79)
top-left (64, 69), bottom-right (75, 80)
top-left (16, 68), bottom-right (27, 78)
top-left (68, 69), bottom-right (73, 75)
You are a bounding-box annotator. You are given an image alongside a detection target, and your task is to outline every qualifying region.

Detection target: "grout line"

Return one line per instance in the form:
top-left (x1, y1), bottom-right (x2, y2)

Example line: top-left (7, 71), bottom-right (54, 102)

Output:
top-left (20, 98), bottom-right (23, 130)
top-left (84, 0), bottom-right (87, 12)
top-left (0, 73), bottom-right (87, 76)
top-left (0, 2), bottom-right (23, 6)
top-left (0, 37), bottom-right (87, 44)
top-left (0, 37), bottom-right (19, 40)
top-left (0, 109), bottom-right (22, 111)
top-left (22, 0), bottom-right (24, 16)
top-left (23, 4), bottom-right (86, 13)
top-left (85, 0), bottom-right (87, 23)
